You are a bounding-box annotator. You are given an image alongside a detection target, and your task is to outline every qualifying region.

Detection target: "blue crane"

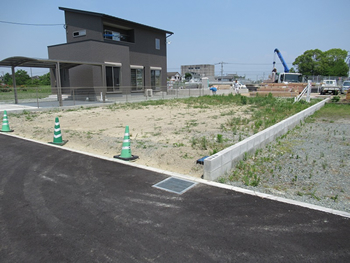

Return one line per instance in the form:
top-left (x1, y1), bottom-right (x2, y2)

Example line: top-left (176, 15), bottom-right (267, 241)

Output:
top-left (273, 48), bottom-right (289, 73)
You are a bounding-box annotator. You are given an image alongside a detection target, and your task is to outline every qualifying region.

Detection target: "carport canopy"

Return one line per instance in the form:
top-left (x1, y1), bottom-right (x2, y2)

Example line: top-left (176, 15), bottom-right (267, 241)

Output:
top-left (0, 56), bottom-right (87, 69)
top-left (0, 56), bottom-right (105, 105)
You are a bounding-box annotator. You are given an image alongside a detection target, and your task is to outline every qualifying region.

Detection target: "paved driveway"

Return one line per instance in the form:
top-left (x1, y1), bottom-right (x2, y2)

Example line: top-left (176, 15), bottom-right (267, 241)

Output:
top-left (0, 134), bottom-right (349, 262)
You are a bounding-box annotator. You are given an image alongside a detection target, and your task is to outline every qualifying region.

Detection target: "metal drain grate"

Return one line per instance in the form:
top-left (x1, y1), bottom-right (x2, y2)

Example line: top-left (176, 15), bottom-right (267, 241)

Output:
top-left (153, 177), bottom-right (197, 195)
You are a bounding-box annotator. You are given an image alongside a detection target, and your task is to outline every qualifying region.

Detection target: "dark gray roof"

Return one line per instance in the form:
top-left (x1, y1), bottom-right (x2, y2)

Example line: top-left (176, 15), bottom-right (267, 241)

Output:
top-left (59, 7), bottom-right (174, 35)
top-left (0, 56), bottom-right (103, 69)
top-left (167, 72), bottom-right (180, 76)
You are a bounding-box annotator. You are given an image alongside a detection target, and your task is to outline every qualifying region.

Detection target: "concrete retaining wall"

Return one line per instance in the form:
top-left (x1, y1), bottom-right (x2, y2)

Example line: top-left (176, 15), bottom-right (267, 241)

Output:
top-left (203, 98), bottom-right (329, 181)
top-left (167, 89), bottom-right (211, 97)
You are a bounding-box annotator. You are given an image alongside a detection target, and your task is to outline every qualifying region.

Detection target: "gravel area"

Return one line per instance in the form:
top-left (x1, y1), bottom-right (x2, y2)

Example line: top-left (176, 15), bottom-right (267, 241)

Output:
top-left (222, 116), bottom-right (350, 213)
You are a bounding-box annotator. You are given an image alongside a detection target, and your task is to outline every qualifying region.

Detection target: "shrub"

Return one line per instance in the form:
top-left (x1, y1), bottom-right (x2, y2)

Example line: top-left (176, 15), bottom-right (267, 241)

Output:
top-left (331, 96), bottom-right (340, 103)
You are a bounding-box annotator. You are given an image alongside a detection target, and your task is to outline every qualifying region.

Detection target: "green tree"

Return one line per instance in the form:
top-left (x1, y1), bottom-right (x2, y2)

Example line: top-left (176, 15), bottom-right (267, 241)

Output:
top-left (15, 69), bottom-right (31, 85)
top-left (2, 70), bottom-right (50, 86)
top-left (322, 49), bottom-right (349, 76)
top-left (185, 72), bottom-right (192, 81)
top-left (184, 72), bottom-right (192, 81)
top-left (293, 48), bottom-right (348, 76)
top-left (27, 78), bottom-right (40, 87)
top-left (3, 73), bottom-right (12, 85)
top-left (3, 70), bottom-right (31, 85)
top-left (39, 72), bottom-right (51, 85)
top-left (292, 49), bottom-right (324, 75)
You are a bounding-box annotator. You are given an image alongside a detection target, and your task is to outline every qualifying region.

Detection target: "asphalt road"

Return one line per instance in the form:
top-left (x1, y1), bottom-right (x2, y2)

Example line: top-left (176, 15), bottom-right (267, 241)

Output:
top-left (0, 133), bottom-right (349, 262)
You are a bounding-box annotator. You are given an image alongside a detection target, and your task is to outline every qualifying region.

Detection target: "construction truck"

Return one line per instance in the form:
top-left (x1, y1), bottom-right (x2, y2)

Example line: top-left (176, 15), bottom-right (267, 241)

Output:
top-left (255, 48), bottom-right (308, 97)
top-left (271, 48), bottom-right (303, 84)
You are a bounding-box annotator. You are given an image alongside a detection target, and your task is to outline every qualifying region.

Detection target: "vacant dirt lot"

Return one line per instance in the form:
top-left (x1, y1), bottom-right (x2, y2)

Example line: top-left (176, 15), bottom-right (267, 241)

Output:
top-left (8, 102), bottom-right (252, 177)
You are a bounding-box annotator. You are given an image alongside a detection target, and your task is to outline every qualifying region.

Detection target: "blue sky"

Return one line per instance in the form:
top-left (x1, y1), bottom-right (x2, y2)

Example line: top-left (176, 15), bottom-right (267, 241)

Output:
top-left (0, 0), bottom-right (349, 80)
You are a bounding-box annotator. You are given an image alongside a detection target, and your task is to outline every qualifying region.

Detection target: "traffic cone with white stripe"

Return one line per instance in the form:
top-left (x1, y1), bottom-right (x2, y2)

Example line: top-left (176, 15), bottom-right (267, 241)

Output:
top-left (1, 110), bottom-right (14, 132)
top-left (49, 117), bottom-right (68, 146)
top-left (114, 125), bottom-right (138, 161)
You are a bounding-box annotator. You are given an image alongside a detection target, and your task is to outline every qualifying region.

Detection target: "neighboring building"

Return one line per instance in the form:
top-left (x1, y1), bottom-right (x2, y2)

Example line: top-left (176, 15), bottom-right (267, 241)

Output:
top-left (181, 64), bottom-right (215, 79)
top-left (48, 7), bottom-right (173, 96)
top-left (215, 74), bottom-right (238, 82)
top-left (167, 72), bottom-right (181, 82)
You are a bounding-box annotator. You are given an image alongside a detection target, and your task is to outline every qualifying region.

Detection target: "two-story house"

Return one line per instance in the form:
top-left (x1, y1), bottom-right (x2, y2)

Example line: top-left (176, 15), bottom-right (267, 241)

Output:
top-left (167, 72), bottom-right (181, 82)
top-left (48, 7), bottom-right (173, 98)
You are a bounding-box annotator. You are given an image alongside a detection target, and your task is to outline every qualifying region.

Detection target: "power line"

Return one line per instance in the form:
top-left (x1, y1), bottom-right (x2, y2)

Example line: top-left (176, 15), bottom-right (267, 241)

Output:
top-left (0, 20), bottom-right (64, 26)
top-left (215, 62), bottom-right (272, 65)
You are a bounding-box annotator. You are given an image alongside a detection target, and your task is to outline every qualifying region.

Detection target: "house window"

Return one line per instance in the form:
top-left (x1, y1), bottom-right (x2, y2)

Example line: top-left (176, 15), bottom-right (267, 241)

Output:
top-left (73, 30), bottom-right (86, 38)
top-left (104, 30), bottom-right (120, 41)
top-left (103, 27), bottom-right (134, 43)
top-left (131, 67), bottom-right (144, 91)
top-left (155, 38), bottom-right (160, 50)
top-left (151, 69), bottom-right (161, 90)
top-left (106, 66), bottom-right (120, 92)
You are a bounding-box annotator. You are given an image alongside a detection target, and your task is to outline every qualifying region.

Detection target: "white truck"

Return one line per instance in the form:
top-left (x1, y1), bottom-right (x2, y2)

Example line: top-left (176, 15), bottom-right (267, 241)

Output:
top-left (320, 80), bottom-right (340, 95)
top-left (274, 72), bottom-right (303, 83)
top-left (271, 49), bottom-right (303, 84)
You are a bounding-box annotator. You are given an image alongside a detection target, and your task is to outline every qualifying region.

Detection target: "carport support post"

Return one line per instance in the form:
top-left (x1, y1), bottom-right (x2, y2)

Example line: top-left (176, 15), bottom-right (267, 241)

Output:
top-left (11, 66), bottom-right (18, 104)
top-left (101, 65), bottom-right (106, 103)
top-left (56, 62), bottom-right (63, 107)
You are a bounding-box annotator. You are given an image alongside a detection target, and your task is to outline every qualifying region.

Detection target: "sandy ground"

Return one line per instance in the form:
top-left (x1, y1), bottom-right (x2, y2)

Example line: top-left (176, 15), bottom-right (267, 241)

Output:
top-left (7, 102), bottom-right (251, 177)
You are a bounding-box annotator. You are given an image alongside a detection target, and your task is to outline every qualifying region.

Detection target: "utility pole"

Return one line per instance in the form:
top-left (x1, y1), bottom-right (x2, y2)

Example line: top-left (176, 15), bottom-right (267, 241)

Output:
top-left (346, 51), bottom-right (350, 78)
top-left (216, 61), bottom-right (225, 77)
top-left (215, 61), bottom-right (230, 77)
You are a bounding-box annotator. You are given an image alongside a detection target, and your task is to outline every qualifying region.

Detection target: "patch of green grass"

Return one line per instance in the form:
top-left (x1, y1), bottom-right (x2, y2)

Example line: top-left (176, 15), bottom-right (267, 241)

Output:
top-left (243, 172), bottom-right (261, 186)
top-left (209, 148), bottom-right (219, 155)
top-left (331, 96), bottom-right (340, 103)
top-left (0, 86), bottom-right (52, 101)
top-left (298, 190), bottom-right (321, 201)
top-left (173, 142), bottom-right (185, 147)
top-left (218, 177), bottom-right (226, 183)
top-left (86, 131), bottom-right (93, 139)
top-left (136, 141), bottom-right (148, 149)
top-left (181, 153), bottom-right (192, 159)
top-left (330, 195), bottom-right (338, 202)
top-left (311, 103), bottom-right (350, 121)
top-left (217, 134), bottom-right (223, 143)
top-left (220, 110), bottom-right (235, 116)
top-left (200, 136), bottom-right (208, 150)
top-left (20, 110), bottom-right (39, 121)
